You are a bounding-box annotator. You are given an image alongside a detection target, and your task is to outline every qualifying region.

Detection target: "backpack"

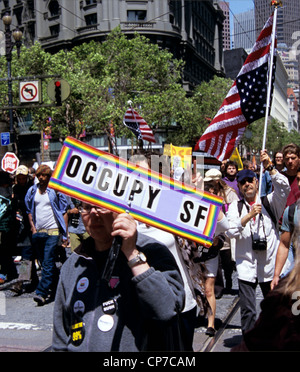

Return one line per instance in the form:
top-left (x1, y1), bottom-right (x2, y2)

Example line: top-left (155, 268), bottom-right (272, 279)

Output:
top-left (237, 196), bottom-right (277, 227)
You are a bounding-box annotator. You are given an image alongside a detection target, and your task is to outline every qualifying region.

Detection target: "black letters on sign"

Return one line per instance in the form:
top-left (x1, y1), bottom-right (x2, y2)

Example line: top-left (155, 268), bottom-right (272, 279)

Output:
top-left (82, 162), bottom-right (97, 185)
top-left (66, 155), bottom-right (82, 178)
top-left (180, 201), bottom-right (208, 227)
top-left (180, 201), bottom-right (194, 223)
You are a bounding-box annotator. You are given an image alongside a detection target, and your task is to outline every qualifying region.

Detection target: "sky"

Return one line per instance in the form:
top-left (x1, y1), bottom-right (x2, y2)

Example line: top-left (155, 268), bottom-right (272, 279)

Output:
top-left (227, 0), bottom-right (255, 41)
top-left (228, 0), bottom-right (254, 15)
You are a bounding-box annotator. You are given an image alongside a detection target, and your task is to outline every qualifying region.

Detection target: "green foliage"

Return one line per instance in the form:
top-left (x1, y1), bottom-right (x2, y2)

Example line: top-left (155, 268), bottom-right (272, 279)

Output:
top-left (242, 117), bottom-right (300, 154)
top-left (0, 30), bottom-right (297, 156)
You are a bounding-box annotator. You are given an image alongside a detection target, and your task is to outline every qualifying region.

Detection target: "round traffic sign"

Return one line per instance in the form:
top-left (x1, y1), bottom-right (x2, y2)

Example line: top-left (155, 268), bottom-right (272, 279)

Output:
top-left (1, 152), bottom-right (19, 174)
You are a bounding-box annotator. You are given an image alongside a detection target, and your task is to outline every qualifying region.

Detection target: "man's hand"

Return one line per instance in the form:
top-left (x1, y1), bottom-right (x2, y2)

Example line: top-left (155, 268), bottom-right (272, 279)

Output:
top-left (112, 213), bottom-right (150, 275)
top-left (241, 203), bottom-right (262, 227)
top-left (111, 213), bottom-right (137, 259)
top-left (260, 149), bottom-right (277, 175)
top-left (260, 149), bottom-right (272, 169)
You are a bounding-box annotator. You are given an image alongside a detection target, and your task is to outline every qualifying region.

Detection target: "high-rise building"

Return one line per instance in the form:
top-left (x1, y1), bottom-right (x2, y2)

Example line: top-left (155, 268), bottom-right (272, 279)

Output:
top-left (254, 0), bottom-right (300, 47)
top-left (254, 0), bottom-right (300, 79)
top-left (218, 1), bottom-right (231, 50)
top-left (255, 0), bottom-right (300, 131)
top-left (0, 0), bottom-right (225, 92)
top-left (233, 9), bottom-right (256, 52)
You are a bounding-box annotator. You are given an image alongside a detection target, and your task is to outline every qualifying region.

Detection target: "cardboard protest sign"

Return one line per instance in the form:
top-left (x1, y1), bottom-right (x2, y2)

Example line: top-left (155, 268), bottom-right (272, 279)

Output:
top-left (49, 137), bottom-right (223, 247)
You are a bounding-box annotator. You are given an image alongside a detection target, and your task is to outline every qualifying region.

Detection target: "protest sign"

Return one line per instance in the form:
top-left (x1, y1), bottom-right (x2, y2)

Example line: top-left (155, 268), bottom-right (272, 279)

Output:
top-left (49, 137), bottom-right (223, 247)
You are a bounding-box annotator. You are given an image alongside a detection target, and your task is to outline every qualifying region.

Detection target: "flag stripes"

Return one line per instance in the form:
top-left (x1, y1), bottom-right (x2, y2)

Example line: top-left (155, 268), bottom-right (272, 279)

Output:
top-left (194, 14), bottom-right (276, 161)
top-left (123, 107), bottom-right (156, 143)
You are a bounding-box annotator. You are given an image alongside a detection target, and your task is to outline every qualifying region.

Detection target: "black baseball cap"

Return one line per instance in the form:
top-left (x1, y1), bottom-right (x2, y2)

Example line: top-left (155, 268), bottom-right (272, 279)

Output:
top-left (236, 169), bottom-right (257, 183)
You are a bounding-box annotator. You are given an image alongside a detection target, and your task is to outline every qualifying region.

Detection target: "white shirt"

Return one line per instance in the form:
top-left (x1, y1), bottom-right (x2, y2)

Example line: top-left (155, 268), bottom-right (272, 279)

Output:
top-left (226, 171), bottom-right (290, 283)
top-left (34, 190), bottom-right (58, 231)
top-left (137, 223), bottom-right (197, 312)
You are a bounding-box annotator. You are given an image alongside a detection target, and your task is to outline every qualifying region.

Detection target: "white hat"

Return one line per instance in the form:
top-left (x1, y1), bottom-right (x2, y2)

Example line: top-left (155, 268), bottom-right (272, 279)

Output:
top-left (203, 168), bottom-right (222, 182)
top-left (16, 165), bottom-right (29, 176)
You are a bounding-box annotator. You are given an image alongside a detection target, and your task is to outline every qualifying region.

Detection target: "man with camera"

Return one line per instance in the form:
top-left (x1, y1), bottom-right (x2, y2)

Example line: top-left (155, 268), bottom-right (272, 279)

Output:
top-left (226, 150), bottom-right (290, 334)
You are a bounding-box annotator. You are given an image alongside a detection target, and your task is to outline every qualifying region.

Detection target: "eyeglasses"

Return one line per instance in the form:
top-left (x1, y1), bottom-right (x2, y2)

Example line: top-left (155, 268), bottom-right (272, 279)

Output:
top-left (239, 177), bottom-right (255, 186)
top-left (275, 157), bottom-right (283, 159)
top-left (78, 204), bottom-right (110, 214)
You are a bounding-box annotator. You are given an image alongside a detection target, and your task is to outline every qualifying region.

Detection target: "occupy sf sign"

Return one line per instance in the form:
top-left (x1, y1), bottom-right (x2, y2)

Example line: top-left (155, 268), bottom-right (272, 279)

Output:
top-left (49, 137), bottom-right (223, 247)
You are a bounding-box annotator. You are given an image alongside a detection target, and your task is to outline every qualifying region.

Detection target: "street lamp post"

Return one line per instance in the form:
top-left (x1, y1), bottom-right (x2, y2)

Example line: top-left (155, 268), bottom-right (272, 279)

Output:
top-left (2, 14), bottom-right (22, 149)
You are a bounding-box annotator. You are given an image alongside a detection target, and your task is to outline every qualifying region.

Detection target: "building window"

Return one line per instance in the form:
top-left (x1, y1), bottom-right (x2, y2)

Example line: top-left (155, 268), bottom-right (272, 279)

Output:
top-left (85, 13), bottom-right (97, 25)
top-left (86, 0), bottom-right (97, 5)
top-left (49, 0), bottom-right (60, 17)
top-left (127, 10), bottom-right (147, 22)
top-left (50, 24), bottom-right (60, 36)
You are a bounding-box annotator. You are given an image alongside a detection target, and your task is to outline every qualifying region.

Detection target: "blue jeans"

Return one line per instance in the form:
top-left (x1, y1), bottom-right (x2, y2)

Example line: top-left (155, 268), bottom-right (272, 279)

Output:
top-left (31, 232), bottom-right (59, 298)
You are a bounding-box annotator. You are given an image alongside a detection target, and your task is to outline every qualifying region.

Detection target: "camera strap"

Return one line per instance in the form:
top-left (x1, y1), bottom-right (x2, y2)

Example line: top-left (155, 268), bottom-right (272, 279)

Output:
top-left (239, 200), bottom-right (267, 242)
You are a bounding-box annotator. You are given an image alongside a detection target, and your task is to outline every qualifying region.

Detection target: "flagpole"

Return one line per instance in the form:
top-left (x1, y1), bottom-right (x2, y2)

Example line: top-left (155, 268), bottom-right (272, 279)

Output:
top-left (258, 1), bottom-right (280, 198)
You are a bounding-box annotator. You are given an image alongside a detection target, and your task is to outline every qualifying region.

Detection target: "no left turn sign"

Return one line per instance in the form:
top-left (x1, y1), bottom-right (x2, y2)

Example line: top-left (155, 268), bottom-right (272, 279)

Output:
top-left (19, 81), bottom-right (41, 103)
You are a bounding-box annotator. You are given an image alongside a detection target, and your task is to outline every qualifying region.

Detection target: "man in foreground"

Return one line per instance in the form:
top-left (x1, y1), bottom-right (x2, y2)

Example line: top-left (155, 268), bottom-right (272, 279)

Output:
top-left (52, 203), bottom-right (185, 351)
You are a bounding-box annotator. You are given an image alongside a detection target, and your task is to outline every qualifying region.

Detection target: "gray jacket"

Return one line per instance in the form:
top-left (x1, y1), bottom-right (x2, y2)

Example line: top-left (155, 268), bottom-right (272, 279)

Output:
top-left (52, 233), bottom-right (185, 352)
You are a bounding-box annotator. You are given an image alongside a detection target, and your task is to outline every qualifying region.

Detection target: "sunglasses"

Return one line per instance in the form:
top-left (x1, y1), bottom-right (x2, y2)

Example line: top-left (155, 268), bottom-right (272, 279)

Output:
top-left (239, 177), bottom-right (255, 185)
top-left (78, 204), bottom-right (110, 214)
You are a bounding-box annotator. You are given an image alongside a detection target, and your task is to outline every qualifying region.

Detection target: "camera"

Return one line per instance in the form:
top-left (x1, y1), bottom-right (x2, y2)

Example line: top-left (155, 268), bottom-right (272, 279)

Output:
top-left (252, 238), bottom-right (267, 251)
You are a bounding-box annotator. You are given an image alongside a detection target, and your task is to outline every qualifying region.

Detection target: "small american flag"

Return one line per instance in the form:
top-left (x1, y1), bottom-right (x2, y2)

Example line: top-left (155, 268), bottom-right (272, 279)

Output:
top-left (123, 107), bottom-right (156, 143)
top-left (194, 14), bottom-right (276, 161)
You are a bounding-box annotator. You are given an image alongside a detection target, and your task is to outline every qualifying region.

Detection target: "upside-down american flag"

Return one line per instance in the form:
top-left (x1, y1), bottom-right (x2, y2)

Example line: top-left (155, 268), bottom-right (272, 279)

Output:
top-left (123, 107), bottom-right (156, 143)
top-left (194, 14), bottom-right (276, 161)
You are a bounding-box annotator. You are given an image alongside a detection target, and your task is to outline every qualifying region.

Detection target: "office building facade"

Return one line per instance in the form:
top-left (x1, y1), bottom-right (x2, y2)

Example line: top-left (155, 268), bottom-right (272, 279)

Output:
top-left (233, 9), bottom-right (255, 52)
top-left (0, 0), bottom-right (225, 92)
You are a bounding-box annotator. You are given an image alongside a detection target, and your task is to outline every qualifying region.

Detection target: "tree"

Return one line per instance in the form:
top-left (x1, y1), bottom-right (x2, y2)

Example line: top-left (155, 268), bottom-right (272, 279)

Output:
top-left (0, 28), bottom-right (190, 152)
top-left (175, 76), bottom-right (233, 147)
top-left (242, 117), bottom-right (300, 154)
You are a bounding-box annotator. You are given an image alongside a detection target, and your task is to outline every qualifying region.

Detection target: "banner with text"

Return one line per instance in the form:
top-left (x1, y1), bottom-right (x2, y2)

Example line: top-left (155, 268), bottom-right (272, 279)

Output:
top-left (49, 137), bottom-right (223, 247)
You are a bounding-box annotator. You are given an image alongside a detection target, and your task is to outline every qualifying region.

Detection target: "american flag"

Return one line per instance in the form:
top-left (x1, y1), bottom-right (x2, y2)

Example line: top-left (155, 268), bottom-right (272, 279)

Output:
top-left (194, 14), bottom-right (276, 161)
top-left (123, 107), bottom-right (156, 143)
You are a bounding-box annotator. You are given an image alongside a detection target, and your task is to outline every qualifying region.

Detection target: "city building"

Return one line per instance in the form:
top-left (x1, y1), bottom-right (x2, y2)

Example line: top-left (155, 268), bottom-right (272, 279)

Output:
top-left (271, 55), bottom-right (289, 130)
top-left (254, 0), bottom-right (300, 82)
top-left (224, 47), bottom-right (247, 79)
top-left (218, 1), bottom-right (230, 50)
top-left (0, 0), bottom-right (226, 162)
top-left (233, 8), bottom-right (255, 52)
top-left (287, 87), bottom-right (299, 132)
top-left (0, 0), bottom-right (226, 92)
top-left (277, 43), bottom-right (299, 92)
top-left (254, 0), bottom-right (300, 47)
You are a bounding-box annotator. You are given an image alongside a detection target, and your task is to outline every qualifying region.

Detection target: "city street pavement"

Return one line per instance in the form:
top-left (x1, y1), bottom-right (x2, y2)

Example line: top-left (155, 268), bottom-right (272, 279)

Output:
top-left (0, 263), bottom-right (263, 352)
top-left (192, 270), bottom-right (263, 352)
top-left (0, 286), bottom-right (54, 352)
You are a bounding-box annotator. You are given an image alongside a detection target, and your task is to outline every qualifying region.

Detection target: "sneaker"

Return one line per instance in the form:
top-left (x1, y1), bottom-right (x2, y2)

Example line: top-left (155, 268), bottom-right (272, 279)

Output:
top-left (205, 327), bottom-right (216, 337)
top-left (33, 295), bottom-right (46, 306)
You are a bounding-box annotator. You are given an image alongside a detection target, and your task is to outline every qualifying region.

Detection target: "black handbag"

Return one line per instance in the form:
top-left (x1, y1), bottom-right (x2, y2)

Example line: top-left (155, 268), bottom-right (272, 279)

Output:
top-left (196, 234), bottom-right (225, 262)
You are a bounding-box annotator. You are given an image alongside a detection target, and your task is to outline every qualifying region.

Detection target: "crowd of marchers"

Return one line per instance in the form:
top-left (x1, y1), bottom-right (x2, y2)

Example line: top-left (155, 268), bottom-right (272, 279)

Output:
top-left (0, 143), bottom-right (299, 352)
